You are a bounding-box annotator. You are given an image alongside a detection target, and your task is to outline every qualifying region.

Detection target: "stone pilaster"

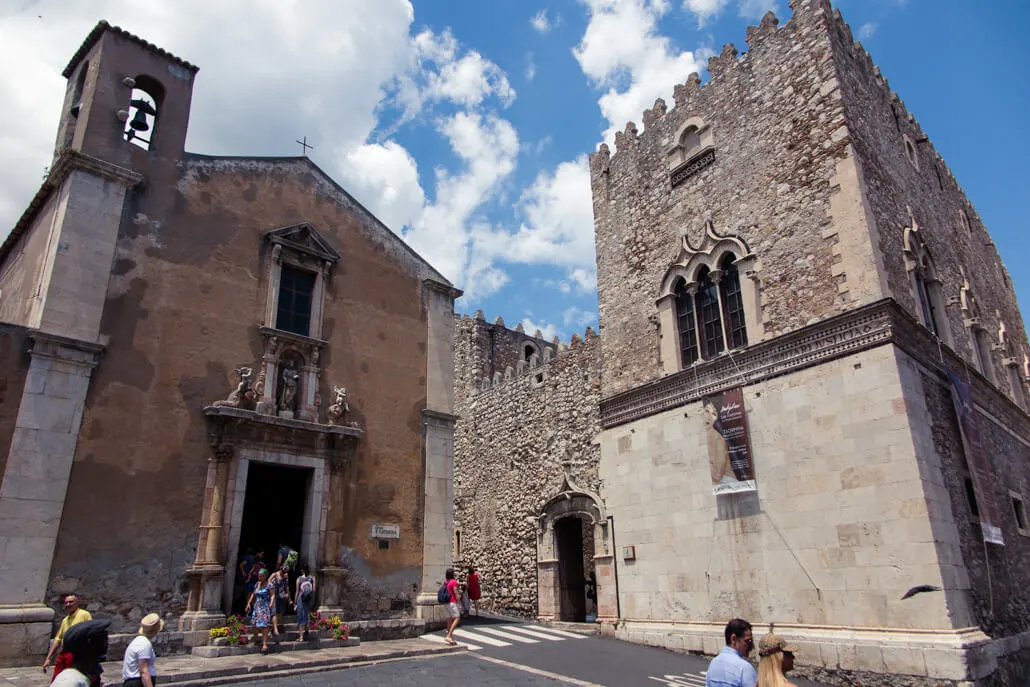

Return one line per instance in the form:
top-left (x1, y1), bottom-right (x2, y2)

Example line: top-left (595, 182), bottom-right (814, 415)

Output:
top-left (179, 444), bottom-right (232, 632)
top-left (415, 280), bottom-right (460, 621)
top-left (0, 331), bottom-right (102, 666)
top-left (317, 449), bottom-right (351, 616)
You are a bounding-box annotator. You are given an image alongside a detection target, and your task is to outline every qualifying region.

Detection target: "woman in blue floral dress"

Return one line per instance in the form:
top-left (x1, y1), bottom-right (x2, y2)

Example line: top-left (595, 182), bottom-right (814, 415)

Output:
top-left (245, 568), bottom-right (272, 653)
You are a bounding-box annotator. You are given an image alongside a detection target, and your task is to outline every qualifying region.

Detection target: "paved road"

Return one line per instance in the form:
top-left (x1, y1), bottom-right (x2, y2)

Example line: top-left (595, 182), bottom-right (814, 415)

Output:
top-left (250, 616), bottom-right (828, 686)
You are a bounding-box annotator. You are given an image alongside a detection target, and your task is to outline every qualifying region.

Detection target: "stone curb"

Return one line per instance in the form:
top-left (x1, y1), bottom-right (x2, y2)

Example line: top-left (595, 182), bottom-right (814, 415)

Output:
top-left (160, 645), bottom-right (464, 686)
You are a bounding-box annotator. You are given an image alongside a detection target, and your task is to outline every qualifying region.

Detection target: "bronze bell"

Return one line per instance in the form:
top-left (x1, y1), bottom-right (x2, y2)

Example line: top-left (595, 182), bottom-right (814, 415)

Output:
top-left (128, 98), bottom-right (156, 132)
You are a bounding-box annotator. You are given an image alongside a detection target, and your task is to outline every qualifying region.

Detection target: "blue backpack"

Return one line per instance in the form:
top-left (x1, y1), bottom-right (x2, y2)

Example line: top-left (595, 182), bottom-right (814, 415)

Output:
top-left (437, 583), bottom-right (450, 604)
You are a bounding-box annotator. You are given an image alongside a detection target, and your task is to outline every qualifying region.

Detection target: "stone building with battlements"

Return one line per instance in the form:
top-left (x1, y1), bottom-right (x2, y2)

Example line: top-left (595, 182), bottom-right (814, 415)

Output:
top-left (454, 0), bottom-right (1030, 685)
top-left (0, 21), bottom-right (459, 665)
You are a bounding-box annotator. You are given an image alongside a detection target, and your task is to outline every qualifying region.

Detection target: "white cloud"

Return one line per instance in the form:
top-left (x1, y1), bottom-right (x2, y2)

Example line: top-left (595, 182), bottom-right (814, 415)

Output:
top-left (525, 53), bottom-right (537, 81)
top-left (858, 22), bottom-right (877, 40)
top-left (0, 1), bottom-right (416, 237)
top-left (574, 0), bottom-right (705, 143)
top-left (530, 9), bottom-right (553, 33)
top-left (563, 306), bottom-right (597, 328)
top-left (338, 141), bottom-right (425, 234)
top-left (736, 0), bottom-right (776, 20)
top-left (683, 0), bottom-right (729, 22)
top-left (521, 316), bottom-right (560, 340)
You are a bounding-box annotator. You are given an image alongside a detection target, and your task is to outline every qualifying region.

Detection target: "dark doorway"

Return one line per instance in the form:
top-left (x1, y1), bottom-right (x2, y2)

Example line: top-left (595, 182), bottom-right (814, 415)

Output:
top-left (556, 517), bottom-right (587, 622)
top-left (239, 462), bottom-right (309, 572)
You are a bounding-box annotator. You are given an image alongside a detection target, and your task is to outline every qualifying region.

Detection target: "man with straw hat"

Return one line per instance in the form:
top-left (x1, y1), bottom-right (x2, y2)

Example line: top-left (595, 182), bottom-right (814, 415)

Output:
top-left (121, 613), bottom-right (163, 687)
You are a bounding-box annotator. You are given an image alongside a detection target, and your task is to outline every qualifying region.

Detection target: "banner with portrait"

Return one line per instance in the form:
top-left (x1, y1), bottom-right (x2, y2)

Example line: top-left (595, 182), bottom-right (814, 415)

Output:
top-left (703, 386), bottom-right (756, 495)
top-left (947, 370), bottom-right (1004, 546)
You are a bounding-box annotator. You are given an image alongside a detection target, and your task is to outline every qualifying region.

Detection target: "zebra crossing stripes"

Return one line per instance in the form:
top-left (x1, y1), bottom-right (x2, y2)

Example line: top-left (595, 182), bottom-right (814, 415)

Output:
top-left (503, 625), bottom-right (567, 641)
top-left (419, 623), bottom-right (584, 652)
top-left (452, 628), bottom-right (511, 646)
top-left (474, 626), bottom-right (540, 643)
top-left (646, 670), bottom-right (707, 686)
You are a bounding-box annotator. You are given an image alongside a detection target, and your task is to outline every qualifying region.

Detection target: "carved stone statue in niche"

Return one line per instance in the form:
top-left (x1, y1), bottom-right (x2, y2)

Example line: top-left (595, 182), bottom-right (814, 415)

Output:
top-left (278, 362), bottom-right (300, 418)
top-left (327, 385), bottom-right (349, 425)
top-left (213, 367), bottom-right (255, 409)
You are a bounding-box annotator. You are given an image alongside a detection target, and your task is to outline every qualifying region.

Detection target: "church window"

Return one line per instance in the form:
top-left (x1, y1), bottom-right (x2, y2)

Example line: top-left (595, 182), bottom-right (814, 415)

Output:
top-left (666, 117), bottom-right (716, 186)
top-left (657, 221), bottom-right (760, 375)
top-left (70, 61), bottom-right (88, 117)
top-left (903, 222), bottom-right (950, 346)
top-left (1007, 364), bottom-right (1026, 411)
top-left (903, 134), bottom-right (919, 170)
top-left (276, 264), bottom-right (316, 336)
top-left (1012, 493), bottom-right (1029, 535)
top-left (123, 76), bottom-right (164, 151)
top-left (696, 268), bottom-right (725, 360)
top-left (719, 255), bottom-right (748, 350)
top-left (674, 279), bottom-right (699, 366)
top-left (973, 329), bottom-right (994, 383)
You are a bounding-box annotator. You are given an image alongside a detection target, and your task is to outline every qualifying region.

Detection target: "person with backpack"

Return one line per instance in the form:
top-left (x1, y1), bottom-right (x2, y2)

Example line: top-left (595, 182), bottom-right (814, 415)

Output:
top-left (268, 564), bottom-right (292, 638)
top-left (294, 567), bottom-right (316, 641)
top-left (441, 568), bottom-right (461, 646)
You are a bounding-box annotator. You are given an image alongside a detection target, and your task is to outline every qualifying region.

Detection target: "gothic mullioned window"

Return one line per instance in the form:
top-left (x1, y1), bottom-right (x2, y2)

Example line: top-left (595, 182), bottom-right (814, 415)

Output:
top-left (657, 221), bottom-right (761, 374)
top-left (903, 221), bottom-right (951, 347)
top-left (960, 279), bottom-right (995, 384)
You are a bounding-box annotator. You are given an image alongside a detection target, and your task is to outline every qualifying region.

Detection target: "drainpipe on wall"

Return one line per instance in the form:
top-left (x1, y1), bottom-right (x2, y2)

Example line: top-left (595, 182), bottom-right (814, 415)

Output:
top-left (607, 514), bottom-right (621, 622)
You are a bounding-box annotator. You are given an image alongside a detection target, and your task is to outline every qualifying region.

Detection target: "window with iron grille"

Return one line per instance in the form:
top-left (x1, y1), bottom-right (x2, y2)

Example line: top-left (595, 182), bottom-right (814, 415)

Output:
top-left (696, 269), bottom-right (725, 359)
top-left (675, 279), bottom-right (699, 366)
top-left (276, 264), bottom-right (316, 336)
top-left (720, 257), bottom-right (748, 349)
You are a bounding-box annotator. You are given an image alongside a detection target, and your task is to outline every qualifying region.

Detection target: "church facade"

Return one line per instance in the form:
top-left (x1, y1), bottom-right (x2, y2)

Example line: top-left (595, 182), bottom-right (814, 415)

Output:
top-left (453, 1), bottom-right (1030, 684)
top-left (0, 22), bottom-right (458, 665)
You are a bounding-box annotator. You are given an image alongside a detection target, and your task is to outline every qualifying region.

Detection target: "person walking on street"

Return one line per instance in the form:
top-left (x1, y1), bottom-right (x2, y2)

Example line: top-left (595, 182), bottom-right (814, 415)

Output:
top-left (50, 620), bottom-right (110, 687)
top-left (443, 568), bottom-right (461, 646)
top-left (246, 568), bottom-right (272, 654)
top-left (121, 613), bottom-right (163, 687)
top-left (294, 566), bottom-right (316, 641)
top-left (269, 564), bottom-right (292, 638)
top-left (705, 618), bottom-right (756, 687)
top-left (44, 594), bottom-right (93, 680)
top-left (466, 567), bottom-right (481, 616)
top-left (756, 626), bottom-right (799, 687)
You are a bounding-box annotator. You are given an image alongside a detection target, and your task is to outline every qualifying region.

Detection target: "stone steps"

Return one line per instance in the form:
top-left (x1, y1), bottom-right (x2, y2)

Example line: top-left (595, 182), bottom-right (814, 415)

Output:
top-left (193, 636), bottom-right (359, 658)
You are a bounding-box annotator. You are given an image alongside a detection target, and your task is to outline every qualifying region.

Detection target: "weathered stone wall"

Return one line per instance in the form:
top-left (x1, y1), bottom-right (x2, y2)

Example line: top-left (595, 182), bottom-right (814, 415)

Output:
top-left (916, 359), bottom-right (1030, 638)
top-left (0, 324), bottom-right (30, 481)
top-left (0, 192), bottom-right (59, 326)
top-left (826, 7), bottom-right (1030, 401)
top-left (453, 315), bottom-right (601, 617)
top-left (47, 156), bottom-right (444, 629)
top-left (589, 0), bottom-right (870, 398)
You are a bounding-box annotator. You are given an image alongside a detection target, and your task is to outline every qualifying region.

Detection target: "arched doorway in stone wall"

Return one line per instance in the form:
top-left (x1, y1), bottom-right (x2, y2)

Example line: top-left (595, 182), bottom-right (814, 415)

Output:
top-left (536, 474), bottom-right (617, 625)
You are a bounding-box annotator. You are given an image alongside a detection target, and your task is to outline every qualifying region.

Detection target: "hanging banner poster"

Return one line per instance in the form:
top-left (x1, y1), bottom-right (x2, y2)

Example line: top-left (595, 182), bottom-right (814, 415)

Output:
top-left (703, 386), bottom-right (757, 495)
top-left (947, 371), bottom-right (1004, 545)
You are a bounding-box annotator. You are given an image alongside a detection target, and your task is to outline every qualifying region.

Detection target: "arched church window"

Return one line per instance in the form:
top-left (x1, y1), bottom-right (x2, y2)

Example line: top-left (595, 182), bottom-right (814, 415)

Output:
top-left (679, 126), bottom-right (701, 158)
top-left (657, 221), bottom-right (759, 374)
top-left (123, 75), bottom-right (164, 150)
top-left (696, 268), bottom-right (725, 360)
top-left (904, 222), bottom-right (950, 346)
top-left (674, 278), bottom-right (699, 366)
top-left (719, 254), bottom-right (748, 350)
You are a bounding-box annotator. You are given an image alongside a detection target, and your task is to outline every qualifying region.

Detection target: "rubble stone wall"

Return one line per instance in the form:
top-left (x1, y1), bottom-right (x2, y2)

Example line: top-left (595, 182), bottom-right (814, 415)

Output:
top-left (452, 314), bottom-right (602, 617)
top-left (589, 0), bottom-right (859, 397)
top-left (826, 6), bottom-right (1030, 403)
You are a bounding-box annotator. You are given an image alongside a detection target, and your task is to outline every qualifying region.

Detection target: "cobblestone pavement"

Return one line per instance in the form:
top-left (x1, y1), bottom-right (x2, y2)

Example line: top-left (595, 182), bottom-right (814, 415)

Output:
top-left (239, 653), bottom-right (574, 686)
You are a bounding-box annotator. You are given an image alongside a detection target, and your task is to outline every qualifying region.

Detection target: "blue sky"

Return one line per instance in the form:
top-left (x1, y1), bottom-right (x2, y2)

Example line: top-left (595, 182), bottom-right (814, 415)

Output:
top-left (1, 0), bottom-right (1028, 343)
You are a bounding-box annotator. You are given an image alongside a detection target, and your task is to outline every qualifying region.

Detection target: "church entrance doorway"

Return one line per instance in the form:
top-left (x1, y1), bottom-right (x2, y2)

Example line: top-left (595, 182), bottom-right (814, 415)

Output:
top-left (235, 462), bottom-right (309, 610)
top-left (556, 517), bottom-right (587, 622)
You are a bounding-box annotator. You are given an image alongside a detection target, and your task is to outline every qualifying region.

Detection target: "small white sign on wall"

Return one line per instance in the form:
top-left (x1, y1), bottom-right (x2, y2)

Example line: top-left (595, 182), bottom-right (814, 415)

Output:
top-left (622, 545), bottom-right (636, 561)
top-left (370, 524), bottom-right (400, 539)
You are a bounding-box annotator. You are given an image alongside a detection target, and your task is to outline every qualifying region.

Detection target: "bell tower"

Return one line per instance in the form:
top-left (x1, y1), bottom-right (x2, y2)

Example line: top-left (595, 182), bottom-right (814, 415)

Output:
top-left (0, 21), bottom-right (197, 666)
top-left (53, 20), bottom-right (198, 168)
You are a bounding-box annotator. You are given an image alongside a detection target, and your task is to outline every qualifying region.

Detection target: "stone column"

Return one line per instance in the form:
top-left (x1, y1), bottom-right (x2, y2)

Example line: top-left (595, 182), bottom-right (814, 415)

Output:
top-left (318, 448), bottom-right (350, 616)
top-left (656, 293), bottom-right (680, 375)
top-left (415, 280), bottom-right (461, 622)
top-left (0, 332), bottom-right (102, 667)
top-left (536, 521), bottom-right (559, 621)
top-left (179, 444), bottom-right (232, 632)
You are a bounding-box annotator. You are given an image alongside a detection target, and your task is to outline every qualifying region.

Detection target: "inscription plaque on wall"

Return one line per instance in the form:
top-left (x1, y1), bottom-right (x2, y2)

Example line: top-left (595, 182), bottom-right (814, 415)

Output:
top-left (370, 524), bottom-right (400, 539)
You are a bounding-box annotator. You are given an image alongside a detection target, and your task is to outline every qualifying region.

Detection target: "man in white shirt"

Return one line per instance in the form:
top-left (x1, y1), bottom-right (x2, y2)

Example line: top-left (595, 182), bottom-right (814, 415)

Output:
top-left (705, 618), bottom-right (757, 687)
top-left (122, 613), bottom-right (164, 687)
